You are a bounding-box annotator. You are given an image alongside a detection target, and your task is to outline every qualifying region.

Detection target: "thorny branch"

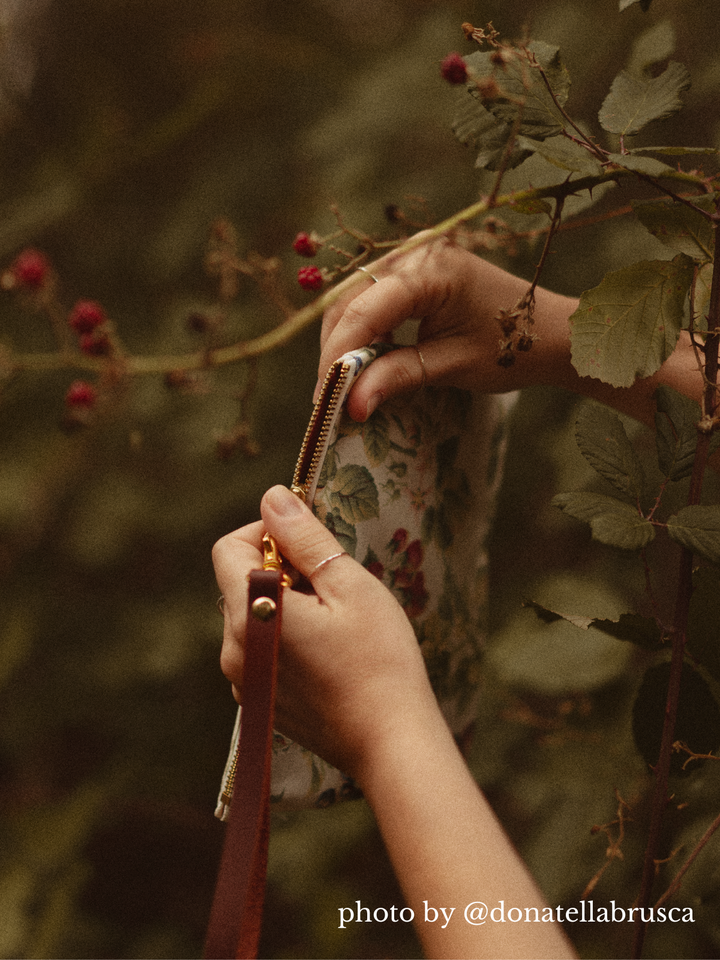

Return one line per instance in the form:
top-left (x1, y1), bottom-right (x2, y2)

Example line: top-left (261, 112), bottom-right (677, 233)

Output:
top-left (632, 210), bottom-right (720, 960)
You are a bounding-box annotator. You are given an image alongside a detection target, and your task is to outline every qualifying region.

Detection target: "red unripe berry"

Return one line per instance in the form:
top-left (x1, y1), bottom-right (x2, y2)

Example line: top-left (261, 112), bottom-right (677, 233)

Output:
top-left (65, 380), bottom-right (97, 409)
top-left (6, 248), bottom-right (50, 289)
top-left (292, 232), bottom-right (319, 257)
top-left (68, 300), bottom-right (106, 334)
top-left (297, 266), bottom-right (323, 291)
top-left (440, 52), bottom-right (468, 85)
top-left (79, 331), bottom-right (112, 356)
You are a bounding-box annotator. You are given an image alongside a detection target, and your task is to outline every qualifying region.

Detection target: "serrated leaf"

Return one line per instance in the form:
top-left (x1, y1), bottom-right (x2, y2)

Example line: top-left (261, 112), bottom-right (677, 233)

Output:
top-left (693, 261), bottom-right (713, 333)
top-left (452, 93), bottom-right (531, 171)
top-left (327, 464), bottom-right (379, 525)
top-left (464, 42), bottom-right (570, 143)
top-left (599, 61), bottom-right (690, 136)
top-left (553, 492), bottom-right (655, 549)
top-left (569, 255), bottom-right (693, 387)
top-left (575, 404), bottom-right (645, 499)
top-left (525, 601), bottom-right (662, 649)
top-left (591, 613), bottom-right (663, 648)
top-left (654, 385), bottom-right (702, 481)
top-left (608, 152), bottom-right (674, 177)
top-left (632, 195), bottom-right (715, 261)
top-left (667, 505), bottom-right (720, 564)
top-left (516, 134), bottom-right (603, 175)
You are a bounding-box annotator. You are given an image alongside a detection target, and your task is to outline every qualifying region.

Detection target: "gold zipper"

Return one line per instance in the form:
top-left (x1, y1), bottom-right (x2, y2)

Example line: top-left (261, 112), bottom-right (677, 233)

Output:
top-left (290, 358), bottom-right (352, 501)
top-left (216, 358), bottom-right (352, 817)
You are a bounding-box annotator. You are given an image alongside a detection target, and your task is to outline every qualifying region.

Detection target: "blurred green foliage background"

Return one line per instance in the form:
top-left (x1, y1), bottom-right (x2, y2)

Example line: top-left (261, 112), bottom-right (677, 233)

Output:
top-left (1, 1), bottom-right (720, 957)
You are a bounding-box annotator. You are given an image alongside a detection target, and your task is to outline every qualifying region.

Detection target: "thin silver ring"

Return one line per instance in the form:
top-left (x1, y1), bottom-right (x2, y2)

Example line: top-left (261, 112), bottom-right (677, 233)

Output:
top-left (309, 551), bottom-right (347, 578)
top-left (357, 265), bottom-right (379, 284)
top-left (414, 345), bottom-right (427, 390)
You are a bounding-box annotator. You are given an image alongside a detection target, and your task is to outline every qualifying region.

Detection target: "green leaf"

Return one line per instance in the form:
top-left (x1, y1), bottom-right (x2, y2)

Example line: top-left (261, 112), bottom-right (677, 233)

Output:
top-left (462, 42), bottom-right (570, 144)
top-left (654, 385), bottom-right (702, 481)
top-left (327, 464), bottom-right (379, 525)
top-left (525, 601), bottom-right (662, 650)
top-left (552, 492), bottom-right (655, 550)
top-left (575, 404), bottom-right (645, 499)
top-left (667, 505), bottom-right (720, 564)
top-left (632, 195), bottom-right (715, 262)
top-left (569, 255), bottom-right (693, 387)
top-left (607, 152), bottom-right (674, 177)
top-left (599, 61), bottom-right (690, 136)
top-left (516, 134), bottom-right (603, 176)
top-left (693, 261), bottom-right (714, 333)
top-left (452, 93), bottom-right (530, 171)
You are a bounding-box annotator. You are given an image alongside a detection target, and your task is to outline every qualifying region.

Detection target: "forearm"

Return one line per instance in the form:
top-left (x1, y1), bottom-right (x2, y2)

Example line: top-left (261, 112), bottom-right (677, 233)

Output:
top-left (355, 699), bottom-right (577, 960)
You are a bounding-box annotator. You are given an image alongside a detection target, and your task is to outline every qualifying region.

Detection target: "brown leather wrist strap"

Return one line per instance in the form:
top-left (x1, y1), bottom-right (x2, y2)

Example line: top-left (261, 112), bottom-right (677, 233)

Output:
top-left (205, 568), bottom-right (283, 960)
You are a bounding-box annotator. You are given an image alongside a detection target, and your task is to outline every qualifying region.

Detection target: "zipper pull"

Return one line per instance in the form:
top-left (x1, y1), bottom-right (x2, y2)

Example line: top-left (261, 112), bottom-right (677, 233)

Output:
top-left (262, 532), bottom-right (293, 587)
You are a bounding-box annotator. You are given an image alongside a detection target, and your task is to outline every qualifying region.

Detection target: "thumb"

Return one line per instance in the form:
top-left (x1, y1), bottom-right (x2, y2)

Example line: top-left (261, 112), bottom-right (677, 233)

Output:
top-left (260, 485), bottom-right (354, 591)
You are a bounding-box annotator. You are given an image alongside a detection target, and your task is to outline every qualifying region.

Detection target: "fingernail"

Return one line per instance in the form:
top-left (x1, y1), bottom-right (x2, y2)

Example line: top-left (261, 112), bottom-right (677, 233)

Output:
top-left (264, 484), bottom-right (306, 517)
top-left (312, 379), bottom-right (322, 403)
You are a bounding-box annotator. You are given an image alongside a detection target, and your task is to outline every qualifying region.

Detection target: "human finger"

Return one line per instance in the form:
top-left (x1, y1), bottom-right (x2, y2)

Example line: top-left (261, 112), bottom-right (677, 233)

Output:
top-left (212, 520), bottom-right (265, 696)
top-left (318, 271), bottom-right (422, 385)
top-left (212, 519), bottom-right (265, 610)
top-left (259, 484), bottom-right (361, 601)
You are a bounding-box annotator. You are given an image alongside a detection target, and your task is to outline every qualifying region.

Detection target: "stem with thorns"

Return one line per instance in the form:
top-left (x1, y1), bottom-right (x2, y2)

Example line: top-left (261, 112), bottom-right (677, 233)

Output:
top-left (632, 209), bottom-right (720, 960)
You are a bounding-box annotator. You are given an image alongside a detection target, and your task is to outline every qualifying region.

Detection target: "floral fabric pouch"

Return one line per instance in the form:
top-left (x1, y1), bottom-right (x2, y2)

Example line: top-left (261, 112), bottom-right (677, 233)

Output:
top-left (216, 344), bottom-right (516, 816)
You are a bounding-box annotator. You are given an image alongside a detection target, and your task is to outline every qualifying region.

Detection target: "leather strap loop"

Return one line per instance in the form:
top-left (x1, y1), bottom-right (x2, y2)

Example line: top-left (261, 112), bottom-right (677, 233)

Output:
top-left (205, 568), bottom-right (283, 960)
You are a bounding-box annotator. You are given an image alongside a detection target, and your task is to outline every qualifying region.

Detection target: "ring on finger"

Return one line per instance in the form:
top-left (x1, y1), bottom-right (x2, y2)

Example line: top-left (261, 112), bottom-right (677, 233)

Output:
top-left (357, 265), bottom-right (380, 284)
top-left (413, 345), bottom-right (427, 390)
top-left (309, 551), bottom-right (347, 578)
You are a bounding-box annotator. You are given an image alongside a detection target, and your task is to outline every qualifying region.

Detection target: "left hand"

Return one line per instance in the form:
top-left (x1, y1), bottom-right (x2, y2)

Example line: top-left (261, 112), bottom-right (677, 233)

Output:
top-left (213, 484), bottom-right (437, 779)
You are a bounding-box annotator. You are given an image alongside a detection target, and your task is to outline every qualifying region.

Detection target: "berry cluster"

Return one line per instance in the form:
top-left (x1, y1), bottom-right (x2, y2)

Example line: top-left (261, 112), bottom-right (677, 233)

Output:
top-left (3, 248), bottom-right (106, 418)
top-left (293, 232), bottom-right (326, 291)
top-left (68, 300), bottom-right (112, 357)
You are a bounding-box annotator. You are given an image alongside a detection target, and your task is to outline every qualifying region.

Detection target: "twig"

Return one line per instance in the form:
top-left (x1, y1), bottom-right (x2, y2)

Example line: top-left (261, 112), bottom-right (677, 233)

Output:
top-left (653, 808), bottom-right (720, 910)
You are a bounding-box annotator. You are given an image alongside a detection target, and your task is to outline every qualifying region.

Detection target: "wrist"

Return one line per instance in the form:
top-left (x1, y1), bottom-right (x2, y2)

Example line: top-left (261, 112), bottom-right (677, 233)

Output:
top-left (350, 685), bottom-right (458, 798)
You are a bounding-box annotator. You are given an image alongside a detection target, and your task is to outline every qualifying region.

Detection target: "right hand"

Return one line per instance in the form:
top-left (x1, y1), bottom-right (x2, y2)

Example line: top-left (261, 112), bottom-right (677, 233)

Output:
top-left (318, 236), bottom-right (562, 421)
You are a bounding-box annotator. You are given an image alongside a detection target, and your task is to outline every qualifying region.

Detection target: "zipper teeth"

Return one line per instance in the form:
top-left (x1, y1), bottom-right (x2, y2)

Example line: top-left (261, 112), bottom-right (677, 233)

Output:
top-left (292, 361), bottom-right (351, 496)
top-left (221, 360), bottom-right (351, 810)
top-left (221, 749), bottom-right (239, 804)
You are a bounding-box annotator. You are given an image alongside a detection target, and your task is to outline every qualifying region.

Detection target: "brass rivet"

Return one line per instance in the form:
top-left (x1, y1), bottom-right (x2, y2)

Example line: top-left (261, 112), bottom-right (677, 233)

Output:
top-left (251, 596), bottom-right (277, 621)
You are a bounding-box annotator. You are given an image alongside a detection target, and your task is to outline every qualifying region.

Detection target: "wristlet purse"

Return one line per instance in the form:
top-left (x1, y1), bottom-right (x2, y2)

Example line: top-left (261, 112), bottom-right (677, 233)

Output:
top-left (205, 341), bottom-right (516, 958)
